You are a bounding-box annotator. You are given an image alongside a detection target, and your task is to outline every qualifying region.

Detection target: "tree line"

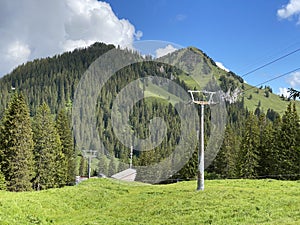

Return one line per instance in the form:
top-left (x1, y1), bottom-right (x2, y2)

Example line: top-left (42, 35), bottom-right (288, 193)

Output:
top-left (207, 101), bottom-right (300, 180)
top-left (0, 42), bottom-right (299, 191)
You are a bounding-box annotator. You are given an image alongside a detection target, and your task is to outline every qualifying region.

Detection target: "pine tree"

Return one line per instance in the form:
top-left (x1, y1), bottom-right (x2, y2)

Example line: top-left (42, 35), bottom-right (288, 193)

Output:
top-left (257, 113), bottom-right (275, 177)
top-left (277, 103), bottom-right (300, 179)
top-left (213, 126), bottom-right (239, 178)
top-left (174, 147), bottom-right (198, 180)
top-left (238, 113), bottom-right (260, 178)
top-left (79, 155), bottom-right (87, 176)
top-left (56, 109), bottom-right (76, 185)
top-left (32, 103), bottom-right (65, 190)
top-left (267, 117), bottom-right (282, 176)
top-left (293, 104), bottom-right (300, 179)
top-left (0, 93), bottom-right (35, 191)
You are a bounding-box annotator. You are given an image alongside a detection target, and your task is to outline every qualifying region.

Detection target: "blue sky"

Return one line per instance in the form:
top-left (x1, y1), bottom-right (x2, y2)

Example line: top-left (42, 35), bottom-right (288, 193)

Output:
top-left (1, 0), bottom-right (300, 96)
top-left (106, 0), bottom-right (300, 96)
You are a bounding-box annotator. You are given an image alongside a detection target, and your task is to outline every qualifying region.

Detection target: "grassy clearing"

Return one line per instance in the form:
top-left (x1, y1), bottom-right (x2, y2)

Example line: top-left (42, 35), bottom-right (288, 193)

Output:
top-left (0, 179), bottom-right (299, 224)
top-left (143, 82), bottom-right (182, 105)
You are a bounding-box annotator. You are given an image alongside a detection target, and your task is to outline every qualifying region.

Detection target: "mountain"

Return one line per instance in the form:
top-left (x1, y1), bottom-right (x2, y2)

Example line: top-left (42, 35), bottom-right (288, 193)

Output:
top-left (0, 42), bottom-right (115, 116)
top-left (155, 46), bottom-right (300, 114)
top-left (1, 42), bottom-right (299, 182)
top-left (0, 42), bottom-right (298, 116)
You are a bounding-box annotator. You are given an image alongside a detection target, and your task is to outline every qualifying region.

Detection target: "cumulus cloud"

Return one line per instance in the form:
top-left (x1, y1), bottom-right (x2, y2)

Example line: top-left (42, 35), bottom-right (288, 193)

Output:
top-left (277, 71), bottom-right (300, 98)
top-left (4, 40), bottom-right (31, 67)
top-left (216, 62), bottom-right (230, 72)
top-left (287, 71), bottom-right (300, 88)
top-left (155, 44), bottom-right (178, 58)
top-left (278, 87), bottom-right (290, 97)
top-left (0, 0), bottom-right (142, 77)
top-left (277, 0), bottom-right (300, 23)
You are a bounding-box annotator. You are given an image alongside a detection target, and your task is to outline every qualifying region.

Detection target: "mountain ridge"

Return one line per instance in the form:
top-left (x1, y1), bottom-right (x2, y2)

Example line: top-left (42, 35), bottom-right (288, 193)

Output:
top-left (0, 42), bottom-right (299, 116)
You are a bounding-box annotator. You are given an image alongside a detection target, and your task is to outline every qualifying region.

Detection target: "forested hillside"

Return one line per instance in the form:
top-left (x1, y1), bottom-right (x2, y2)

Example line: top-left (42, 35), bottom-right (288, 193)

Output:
top-left (0, 42), bottom-right (115, 116)
top-left (0, 42), bottom-right (300, 191)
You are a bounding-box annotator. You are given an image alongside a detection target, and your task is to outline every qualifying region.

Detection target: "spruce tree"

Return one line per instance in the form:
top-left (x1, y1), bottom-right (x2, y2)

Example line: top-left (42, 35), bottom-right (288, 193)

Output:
top-left (213, 126), bottom-right (238, 178)
top-left (268, 117), bottom-right (282, 176)
top-left (32, 103), bottom-right (65, 190)
top-left (238, 113), bottom-right (260, 178)
top-left (174, 147), bottom-right (198, 180)
top-left (79, 155), bottom-right (87, 176)
top-left (56, 109), bottom-right (76, 185)
top-left (257, 113), bottom-right (275, 177)
top-left (0, 93), bottom-right (35, 191)
top-left (277, 103), bottom-right (300, 179)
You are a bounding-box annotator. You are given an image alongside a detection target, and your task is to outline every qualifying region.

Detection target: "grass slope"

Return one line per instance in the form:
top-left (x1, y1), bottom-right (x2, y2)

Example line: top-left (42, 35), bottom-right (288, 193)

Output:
top-left (157, 47), bottom-right (300, 115)
top-left (243, 83), bottom-right (300, 114)
top-left (0, 179), bottom-right (299, 225)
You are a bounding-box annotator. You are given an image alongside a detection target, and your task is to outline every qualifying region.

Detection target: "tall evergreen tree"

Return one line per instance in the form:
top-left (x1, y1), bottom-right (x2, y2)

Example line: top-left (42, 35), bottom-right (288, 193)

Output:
top-left (32, 103), bottom-right (65, 190)
top-left (173, 147), bottom-right (198, 180)
top-left (79, 155), bottom-right (87, 176)
top-left (0, 93), bottom-right (35, 191)
top-left (212, 125), bottom-right (239, 178)
top-left (257, 113), bottom-right (275, 177)
top-left (276, 103), bottom-right (300, 179)
top-left (237, 113), bottom-right (260, 178)
top-left (56, 109), bottom-right (76, 185)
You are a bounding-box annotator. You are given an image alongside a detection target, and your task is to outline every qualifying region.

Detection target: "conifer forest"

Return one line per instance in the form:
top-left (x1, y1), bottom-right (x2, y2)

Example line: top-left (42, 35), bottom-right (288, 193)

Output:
top-left (0, 43), bottom-right (299, 192)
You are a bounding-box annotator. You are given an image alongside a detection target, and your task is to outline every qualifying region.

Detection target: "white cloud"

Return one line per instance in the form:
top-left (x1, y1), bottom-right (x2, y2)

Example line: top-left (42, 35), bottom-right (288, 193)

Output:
top-left (135, 31), bottom-right (143, 41)
top-left (277, 0), bottom-right (300, 23)
top-left (278, 87), bottom-right (290, 97)
top-left (287, 71), bottom-right (300, 88)
top-left (0, 0), bottom-right (142, 77)
top-left (5, 40), bottom-right (31, 65)
top-left (155, 44), bottom-right (178, 58)
top-left (62, 40), bottom-right (96, 52)
top-left (277, 71), bottom-right (300, 98)
top-left (216, 62), bottom-right (230, 72)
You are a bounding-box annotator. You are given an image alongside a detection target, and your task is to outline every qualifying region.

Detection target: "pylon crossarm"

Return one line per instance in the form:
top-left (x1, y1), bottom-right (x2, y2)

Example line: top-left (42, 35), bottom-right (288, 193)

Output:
top-left (188, 90), bottom-right (216, 105)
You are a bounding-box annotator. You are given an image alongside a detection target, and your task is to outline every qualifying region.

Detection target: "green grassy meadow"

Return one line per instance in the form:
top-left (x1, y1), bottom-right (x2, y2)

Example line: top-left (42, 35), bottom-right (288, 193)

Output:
top-left (0, 179), bottom-right (299, 225)
top-left (242, 83), bottom-right (300, 115)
